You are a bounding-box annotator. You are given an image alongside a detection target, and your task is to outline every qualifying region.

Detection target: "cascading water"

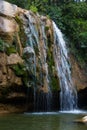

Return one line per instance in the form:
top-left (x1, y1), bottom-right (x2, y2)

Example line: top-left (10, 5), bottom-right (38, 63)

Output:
top-left (23, 46), bottom-right (36, 110)
top-left (23, 12), bottom-right (52, 112)
top-left (22, 10), bottom-right (77, 111)
top-left (53, 22), bottom-right (77, 111)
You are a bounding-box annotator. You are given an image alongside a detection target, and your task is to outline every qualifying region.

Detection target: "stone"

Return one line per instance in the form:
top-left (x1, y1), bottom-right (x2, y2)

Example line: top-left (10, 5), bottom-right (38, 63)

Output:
top-left (0, 52), bottom-right (22, 88)
top-left (74, 116), bottom-right (87, 123)
top-left (0, 0), bottom-right (18, 17)
top-left (70, 54), bottom-right (87, 91)
top-left (82, 116), bottom-right (87, 122)
top-left (23, 46), bottom-right (35, 54)
top-left (7, 53), bottom-right (23, 65)
top-left (0, 16), bottom-right (18, 33)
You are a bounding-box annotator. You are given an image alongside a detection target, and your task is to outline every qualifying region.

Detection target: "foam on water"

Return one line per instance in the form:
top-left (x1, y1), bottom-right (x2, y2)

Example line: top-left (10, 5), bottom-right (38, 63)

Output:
top-left (24, 112), bottom-right (59, 115)
top-left (24, 110), bottom-right (87, 115)
top-left (59, 110), bottom-right (87, 114)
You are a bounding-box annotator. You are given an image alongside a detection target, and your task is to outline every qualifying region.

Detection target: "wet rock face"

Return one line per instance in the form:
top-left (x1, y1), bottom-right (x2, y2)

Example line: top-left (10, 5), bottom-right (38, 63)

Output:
top-left (0, 1), bottom-right (26, 112)
top-left (0, 1), bottom-right (59, 112)
top-left (0, 1), bottom-right (24, 87)
top-left (70, 54), bottom-right (87, 91)
top-left (70, 54), bottom-right (87, 109)
top-left (0, 52), bottom-right (23, 88)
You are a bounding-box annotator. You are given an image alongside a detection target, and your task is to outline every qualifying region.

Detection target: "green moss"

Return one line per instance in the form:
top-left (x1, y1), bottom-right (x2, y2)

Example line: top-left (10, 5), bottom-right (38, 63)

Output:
top-left (10, 63), bottom-right (30, 87)
top-left (51, 76), bottom-right (60, 91)
top-left (0, 38), bottom-right (17, 55)
top-left (47, 47), bottom-right (55, 69)
top-left (10, 63), bottom-right (26, 76)
top-left (15, 15), bottom-right (22, 24)
top-left (6, 46), bottom-right (17, 55)
top-left (47, 38), bottom-right (60, 91)
top-left (15, 15), bottom-right (27, 48)
top-left (45, 25), bottom-right (49, 31)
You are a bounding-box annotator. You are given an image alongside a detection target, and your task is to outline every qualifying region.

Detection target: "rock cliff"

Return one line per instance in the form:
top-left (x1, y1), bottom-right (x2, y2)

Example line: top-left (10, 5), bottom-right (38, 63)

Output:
top-left (0, 0), bottom-right (59, 112)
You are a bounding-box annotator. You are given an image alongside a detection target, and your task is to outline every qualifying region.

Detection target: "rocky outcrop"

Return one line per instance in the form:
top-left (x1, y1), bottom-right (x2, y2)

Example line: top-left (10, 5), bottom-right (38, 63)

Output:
top-left (70, 54), bottom-right (87, 91)
top-left (0, 1), bottom-right (27, 113)
top-left (0, 52), bottom-right (22, 87)
top-left (0, 1), bottom-right (24, 87)
top-left (70, 54), bottom-right (87, 109)
top-left (0, 0), bottom-right (59, 112)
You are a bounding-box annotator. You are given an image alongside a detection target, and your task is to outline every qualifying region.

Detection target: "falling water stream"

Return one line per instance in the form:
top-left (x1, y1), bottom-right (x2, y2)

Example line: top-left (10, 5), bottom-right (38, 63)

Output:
top-left (53, 22), bottom-right (77, 111)
top-left (23, 10), bottom-right (77, 111)
top-left (23, 12), bottom-right (52, 111)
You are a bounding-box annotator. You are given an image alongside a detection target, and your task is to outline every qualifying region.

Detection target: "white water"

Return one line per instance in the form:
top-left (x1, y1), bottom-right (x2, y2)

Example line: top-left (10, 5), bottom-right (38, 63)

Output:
top-left (23, 12), bottom-right (52, 111)
top-left (53, 22), bottom-right (77, 111)
top-left (23, 11), bottom-right (77, 111)
top-left (24, 110), bottom-right (87, 115)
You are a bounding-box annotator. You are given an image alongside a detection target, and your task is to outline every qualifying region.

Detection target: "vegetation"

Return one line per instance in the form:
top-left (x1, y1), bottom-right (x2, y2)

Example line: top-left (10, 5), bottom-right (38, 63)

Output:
top-left (10, 63), bottom-right (29, 87)
top-left (6, 46), bottom-right (17, 55)
top-left (10, 63), bottom-right (26, 76)
top-left (0, 38), bottom-right (17, 55)
top-left (60, 2), bottom-right (87, 67)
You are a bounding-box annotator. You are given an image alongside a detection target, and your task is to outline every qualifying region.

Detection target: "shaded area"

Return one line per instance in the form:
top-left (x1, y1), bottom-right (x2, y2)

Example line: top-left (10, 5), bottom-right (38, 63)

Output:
top-left (78, 87), bottom-right (87, 110)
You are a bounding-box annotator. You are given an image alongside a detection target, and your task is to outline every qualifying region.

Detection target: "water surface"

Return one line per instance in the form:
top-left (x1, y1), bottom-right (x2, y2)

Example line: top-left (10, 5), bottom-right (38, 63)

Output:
top-left (0, 111), bottom-right (87, 130)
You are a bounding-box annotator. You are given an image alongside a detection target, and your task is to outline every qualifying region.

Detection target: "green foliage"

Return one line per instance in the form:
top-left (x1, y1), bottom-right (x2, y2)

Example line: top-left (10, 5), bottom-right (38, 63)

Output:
top-left (45, 6), bottom-right (63, 28)
top-left (60, 2), bottom-right (87, 67)
top-left (62, 2), bottom-right (87, 20)
top-left (6, 0), bottom-right (27, 8)
top-left (30, 5), bottom-right (38, 13)
top-left (26, 0), bottom-right (48, 13)
top-left (78, 32), bottom-right (87, 48)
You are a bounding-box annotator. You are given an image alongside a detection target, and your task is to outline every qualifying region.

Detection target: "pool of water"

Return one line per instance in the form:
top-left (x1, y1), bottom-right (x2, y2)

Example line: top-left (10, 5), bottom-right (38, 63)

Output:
top-left (0, 111), bottom-right (87, 130)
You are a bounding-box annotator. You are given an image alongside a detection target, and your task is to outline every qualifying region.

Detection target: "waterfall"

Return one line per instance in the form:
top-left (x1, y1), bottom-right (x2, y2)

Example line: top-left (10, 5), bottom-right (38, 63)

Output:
top-left (22, 11), bottom-right (77, 111)
top-left (23, 12), bottom-right (52, 112)
top-left (53, 22), bottom-right (77, 111)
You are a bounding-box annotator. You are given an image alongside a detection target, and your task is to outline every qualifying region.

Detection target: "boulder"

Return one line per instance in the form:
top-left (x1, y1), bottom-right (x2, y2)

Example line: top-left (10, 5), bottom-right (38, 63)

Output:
top-left (0, 16), bottom-right (18, 33)
top-left (74, 116), bottom-right (87, 123)
top-left (7, 53), bottom-right (23, 65)
top-left (0, 0), bottom-right (18, 17)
